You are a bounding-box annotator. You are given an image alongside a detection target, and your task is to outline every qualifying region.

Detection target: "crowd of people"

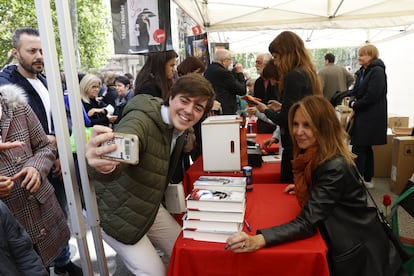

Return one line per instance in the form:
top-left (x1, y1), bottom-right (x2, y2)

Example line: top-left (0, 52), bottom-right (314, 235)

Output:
top-left (0, 25), bottom-right (402, 276)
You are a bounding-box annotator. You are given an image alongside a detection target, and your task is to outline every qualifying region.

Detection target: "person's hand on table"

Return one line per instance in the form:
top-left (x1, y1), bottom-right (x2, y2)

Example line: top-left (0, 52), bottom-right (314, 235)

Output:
top-left (284, 184), bottom-right (295, 195)
top-left (262, 137), bottom-right (278, 149)
top-left (225, 231), bottom-right (266, 253)
top-left (85, 125), bottom-right (120, 173)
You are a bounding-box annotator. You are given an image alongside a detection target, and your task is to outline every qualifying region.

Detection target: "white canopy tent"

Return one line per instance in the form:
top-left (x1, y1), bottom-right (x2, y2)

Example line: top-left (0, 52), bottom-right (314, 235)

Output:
top-left (173, 0), bottom-right (414, 125)
top-left (173, 0), bottom-right (414, 50)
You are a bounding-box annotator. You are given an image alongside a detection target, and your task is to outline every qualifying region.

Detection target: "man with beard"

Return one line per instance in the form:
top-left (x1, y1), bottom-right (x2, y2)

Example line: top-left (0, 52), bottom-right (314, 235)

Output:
top-left (0, 27), bottom-right (82, 276)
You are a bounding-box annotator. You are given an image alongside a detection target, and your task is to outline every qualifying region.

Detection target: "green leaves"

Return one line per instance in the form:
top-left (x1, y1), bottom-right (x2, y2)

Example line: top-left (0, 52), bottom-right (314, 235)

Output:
top-left (0, 0), bottom-right (112, 72)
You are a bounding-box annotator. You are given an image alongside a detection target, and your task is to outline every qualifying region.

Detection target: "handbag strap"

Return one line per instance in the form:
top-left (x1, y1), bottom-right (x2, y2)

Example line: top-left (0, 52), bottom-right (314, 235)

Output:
top-left (353, 166), bottom-right (389, 223)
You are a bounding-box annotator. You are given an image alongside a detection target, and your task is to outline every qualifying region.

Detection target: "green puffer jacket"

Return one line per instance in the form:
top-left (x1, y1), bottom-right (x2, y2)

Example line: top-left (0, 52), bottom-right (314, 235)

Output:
top-left (88, 94), bottom-right (185, 244)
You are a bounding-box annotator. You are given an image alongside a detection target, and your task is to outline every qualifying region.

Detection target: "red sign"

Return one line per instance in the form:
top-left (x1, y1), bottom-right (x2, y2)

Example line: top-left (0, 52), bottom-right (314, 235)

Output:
top-left (153, 29), bottom-right (166, 43)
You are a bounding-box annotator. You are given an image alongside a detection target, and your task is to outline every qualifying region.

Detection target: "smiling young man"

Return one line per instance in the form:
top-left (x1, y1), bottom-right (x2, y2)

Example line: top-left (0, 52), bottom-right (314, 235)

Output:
top-left (85, 73), bottom-right (215, 276)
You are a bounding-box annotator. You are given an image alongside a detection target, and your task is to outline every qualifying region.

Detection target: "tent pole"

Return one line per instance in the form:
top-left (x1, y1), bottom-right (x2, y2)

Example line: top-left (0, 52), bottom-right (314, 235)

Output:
top-left (53, 0), bottom-right (110, 274)
top-left (34, 0), bottom-right (109, 275)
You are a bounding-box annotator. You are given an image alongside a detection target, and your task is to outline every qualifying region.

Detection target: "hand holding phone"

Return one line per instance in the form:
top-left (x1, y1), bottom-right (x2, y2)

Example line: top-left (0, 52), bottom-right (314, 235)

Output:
top-left (267, 100), bottom-right (282, 112)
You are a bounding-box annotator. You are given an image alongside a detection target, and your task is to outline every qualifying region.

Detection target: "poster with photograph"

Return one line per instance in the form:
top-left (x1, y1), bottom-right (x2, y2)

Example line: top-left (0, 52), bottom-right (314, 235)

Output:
top-left (185, 33), bottom-right (210, 68)
top-left (111, 0), bottom-right (172, 54)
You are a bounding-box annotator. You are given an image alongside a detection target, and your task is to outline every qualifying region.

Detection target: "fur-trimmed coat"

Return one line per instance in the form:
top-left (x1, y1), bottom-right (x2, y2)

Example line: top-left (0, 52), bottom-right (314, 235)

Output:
top-left (0, 84), bottom-right (70, 266)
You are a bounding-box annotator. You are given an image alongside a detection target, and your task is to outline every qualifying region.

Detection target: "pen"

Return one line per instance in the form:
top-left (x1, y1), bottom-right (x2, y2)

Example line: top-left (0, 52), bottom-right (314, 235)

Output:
top-left (244, 220), bottom-right (252, 232)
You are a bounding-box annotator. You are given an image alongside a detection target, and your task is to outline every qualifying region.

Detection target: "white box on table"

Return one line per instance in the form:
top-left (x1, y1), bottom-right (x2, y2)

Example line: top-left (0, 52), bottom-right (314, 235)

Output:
top-left (201, 115), bottom-right (242, 172)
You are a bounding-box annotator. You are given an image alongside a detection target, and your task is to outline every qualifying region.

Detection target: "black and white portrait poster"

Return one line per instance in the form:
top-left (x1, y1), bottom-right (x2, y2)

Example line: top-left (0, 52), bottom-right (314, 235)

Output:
top-left (111, 0), bottom-right (172, 54)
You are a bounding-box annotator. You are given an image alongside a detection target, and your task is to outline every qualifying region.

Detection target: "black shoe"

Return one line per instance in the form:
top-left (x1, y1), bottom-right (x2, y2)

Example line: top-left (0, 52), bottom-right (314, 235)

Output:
top-left (54, 261), bottom-right (83, 276)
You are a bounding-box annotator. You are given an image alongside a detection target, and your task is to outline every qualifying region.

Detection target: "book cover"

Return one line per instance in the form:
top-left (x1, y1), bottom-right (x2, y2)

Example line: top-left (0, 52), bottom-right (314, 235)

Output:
top-left (182, 214), bottom-right (242, 232)
top-left (183, 227), bottom-right (241, 243)
top-left (186, 189), bottom-right (246, 212)
top-left (193, 176), bottom-right (247, 192)
top-left (186, 209), bottom-right (245, 222)
top-left (262, 154), bottom-right (281, 163)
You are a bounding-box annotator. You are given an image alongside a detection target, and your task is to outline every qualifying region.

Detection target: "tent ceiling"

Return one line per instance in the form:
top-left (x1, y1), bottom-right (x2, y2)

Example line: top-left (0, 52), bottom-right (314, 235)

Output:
top-left (173, 0), bottom-right (414, 51)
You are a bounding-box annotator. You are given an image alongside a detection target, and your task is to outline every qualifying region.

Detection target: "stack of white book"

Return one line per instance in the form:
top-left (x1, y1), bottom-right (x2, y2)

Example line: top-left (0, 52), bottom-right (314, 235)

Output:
top-left (182, 176), bottom-right (247, 243)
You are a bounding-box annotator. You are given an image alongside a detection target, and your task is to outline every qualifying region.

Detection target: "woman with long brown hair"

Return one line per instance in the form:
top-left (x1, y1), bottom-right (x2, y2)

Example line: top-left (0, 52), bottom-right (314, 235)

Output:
top-left (253, 31), bottom-right (322, 183)
top-left (134, 50), bottom-right (178, 100)
top-left (226, 95), bottom-right (402, 276)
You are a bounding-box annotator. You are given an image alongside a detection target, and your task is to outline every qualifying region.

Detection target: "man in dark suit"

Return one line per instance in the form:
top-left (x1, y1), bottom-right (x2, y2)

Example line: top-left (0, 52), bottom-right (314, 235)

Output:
top-left (204, 49), bottom-right (246, 115)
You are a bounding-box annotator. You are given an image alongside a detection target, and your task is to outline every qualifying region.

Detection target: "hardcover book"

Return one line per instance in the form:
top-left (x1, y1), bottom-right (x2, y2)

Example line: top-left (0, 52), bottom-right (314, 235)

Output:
top-left (182, 214), bottom-right (242, 232)
top-left (186, 209), bottom-right (245, 222)
top-left (182, 227), bottom-right (242, 243)
top-left (193, 176), bottom-right (247, 192)
top-left (261, 154), bottom-right (281, 163)
top-left (186, 189), bottom-right (246, 212)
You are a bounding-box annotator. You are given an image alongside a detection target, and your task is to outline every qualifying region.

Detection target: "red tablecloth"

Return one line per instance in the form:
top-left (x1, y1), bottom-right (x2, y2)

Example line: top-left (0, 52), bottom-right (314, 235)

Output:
top-left (168, 184), bottom-right (329, 276)
top-left (183, 156), bottom-right (281, 195)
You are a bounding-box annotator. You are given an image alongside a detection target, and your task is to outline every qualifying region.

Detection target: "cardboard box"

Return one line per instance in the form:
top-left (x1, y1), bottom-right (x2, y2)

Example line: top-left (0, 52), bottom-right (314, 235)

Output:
top-left (373, 127), bottom-right (414, 178)
top-left (390, 136), bottom-right (414, 194)
top-left (373, 132), bottom-right (395, 177)
top-left (202, 115), bottom-right (242, 172)
top-left (392, 127), bottom-right (413, 136)
top-left (388, 115), bottom-right (409, 128)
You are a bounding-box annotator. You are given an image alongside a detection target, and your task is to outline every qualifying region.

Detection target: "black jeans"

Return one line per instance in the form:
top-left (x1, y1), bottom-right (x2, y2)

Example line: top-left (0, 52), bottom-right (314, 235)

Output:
top-left (280, 147), bottom-right (293, 183)
top-left (352, 145), bottom-right (374, 182)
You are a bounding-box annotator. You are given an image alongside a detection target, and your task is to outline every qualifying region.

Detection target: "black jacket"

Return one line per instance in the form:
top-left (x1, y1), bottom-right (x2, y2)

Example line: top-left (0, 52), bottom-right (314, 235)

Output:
top-left (263, 69), bottom-right (312, 182)
top-left (349, 59), bottom-right (387, 146)
top-left (0, 201), bottom-right (48, 276)
top-left (263, 69), bottom-right (312, 151)
top-left (204, 62), bottom-right (246, 114)
top-left (0, 65), bottom-right (51, 135)
top-left (258, 156), bottom-right (400, 276)
top-left (254, 76), bottom-right (277, 103)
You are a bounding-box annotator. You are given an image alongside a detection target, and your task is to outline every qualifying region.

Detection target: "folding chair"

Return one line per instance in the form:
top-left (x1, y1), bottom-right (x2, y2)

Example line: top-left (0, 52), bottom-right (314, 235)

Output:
top-left (390, 179), bottom-right (414, 275)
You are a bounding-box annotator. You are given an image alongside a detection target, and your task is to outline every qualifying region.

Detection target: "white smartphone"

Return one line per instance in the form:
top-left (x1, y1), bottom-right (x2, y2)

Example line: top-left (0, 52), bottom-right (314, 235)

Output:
top-left (102, 133), bottom-right (139, 164)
